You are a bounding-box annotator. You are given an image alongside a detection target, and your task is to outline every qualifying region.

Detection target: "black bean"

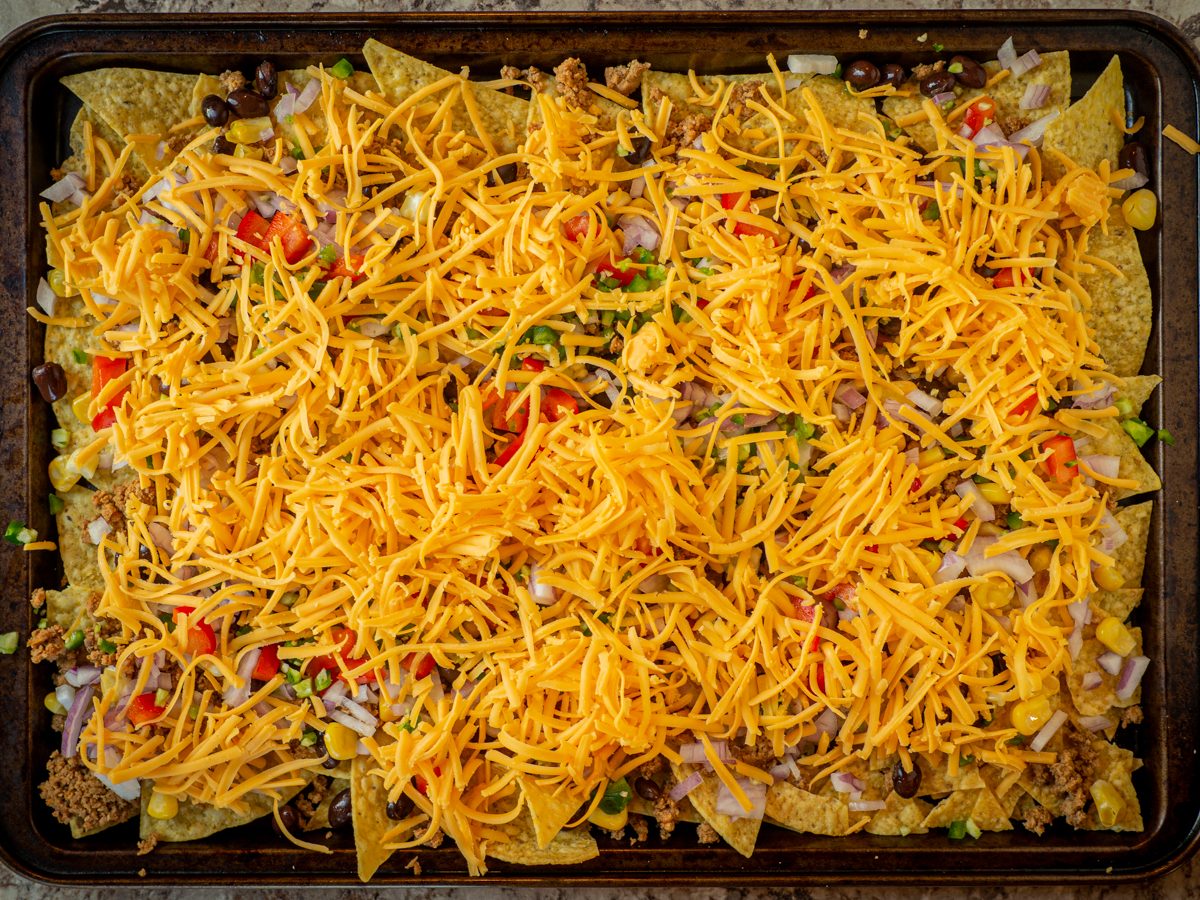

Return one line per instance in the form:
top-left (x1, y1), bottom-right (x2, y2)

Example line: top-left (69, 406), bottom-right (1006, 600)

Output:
top-left (627, 134), bottom-right (652, 166)
top-left (950, 55), bottom-right (987, 90)
top-left (227, 89), bottom-right (270, 119)
top-left (271, 804), bottom-right (299, 836)
top-left (487, 162), bottom-right (518, 187)
top-left (634, 777), bottom-right (661, 801)
top-left (919, 71), bottom-right (957, 98)
top-left (844, 60), bottom-right (880, 89)
top-left (328, 788), bottom-right (352, 828)
top-left (387, 794), bottom-right (415, 820)
top-left (1119, 141), bottom-right (1149, 182)
top-left (201, 94), bottom-right (230, 128)
top-left (212, 133), bottom-right (235, 156)
top-left (32, 362), bottom-right (67, 403)
top-left (880, 63), bottom-right (906, 88)
top-left (892, 760), bottom-right (922, 798)
top-left (976, 262), bottom-right (999, 279)
top-left (255, 61), bottom-right (277, 100)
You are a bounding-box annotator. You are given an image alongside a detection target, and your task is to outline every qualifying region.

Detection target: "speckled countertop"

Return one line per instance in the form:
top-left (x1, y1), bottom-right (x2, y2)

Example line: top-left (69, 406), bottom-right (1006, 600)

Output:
top-left (3, 1), bottom-right (1199, 897)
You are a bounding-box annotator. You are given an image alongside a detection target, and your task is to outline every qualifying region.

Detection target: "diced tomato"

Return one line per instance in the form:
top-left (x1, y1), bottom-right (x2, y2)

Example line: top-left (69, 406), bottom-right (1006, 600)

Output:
top-left (261, 211), bottom-right (313, 264)
top-left (494, 430), bottom-right (527, 467)
top-left (252, 643), bottom-right (280, 681)
top-left (415, 765), bottom-right (442, 796)
top-left (127, 692), bottom-right (166, 727)
top-left (992, 268), bottom-right (1023, 289)
top-left (311, 627), bottom-right (377, 685)
top-left (721, 191), bottom-right (748, 211)
top-left (90, 356), bottom-right (128, 431)
top-left (962, 96), bottom-right (997, 138)
top-left (721, 191), bottom-right (777, 243)
top-left (949, 517), bottom-right (969, 539)
top-left (402, 652), bottom-right (436, 680)
top-left (542, 388), bottom-right (578, 422)
top-left (815, 662), bottom-right (826, 694)
top-left (788, 278), bottom-right (818, 301)
top-left (521, 357), bottom-right (546, 373)
top-left (234, 209), bottom-right (272, 257)
top-left (595, 257), bottom-right (637, 287)
top-left (203, 233), bottom-right (220, 264)
top-left (493, 390), bottom-right (529, 434)
top-left (480, 306), bottom-right (508, 317)
top-left (696, 299), bottom-right (710, 309)
top-left (910, 477), bottom-right (923, 493)
top-left (733, 220), bottom-right (777, 241)
top-left (325, 253), bottom-right (365, 282)
top-left (479, 382), bottom-right (502, 412)
top-left (866, 544), bottom-right (879, 554)
top-left (1044, 434), bottom-right (1078, 483)
top-left (821, 583), bottom-right (856, 604)
top-left (790, 597), bottom-right (823, 651)
top-left (1010, 391), bottom-right (1039, 417)
top-left (564, 213), bottom-right (594, 242)
top-left (173, 605), bottom-right (217, 658)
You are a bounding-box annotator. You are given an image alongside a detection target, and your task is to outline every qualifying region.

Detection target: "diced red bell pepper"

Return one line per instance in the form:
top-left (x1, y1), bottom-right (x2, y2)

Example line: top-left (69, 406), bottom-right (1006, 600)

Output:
top-left (992, 267), bottom-right (1023, 289)
top-left (312, 627), bottom-right (378, 685)
top-left (325, 253), bottom-right (365, 282)
top-left (261, 211), bottom-right (313, 264)
top-left (791, 597), bottom-right (823, 651)
top-left (234, 209), bottom-right (272, 257)
top-left (173, 606), bottom-right (217, 658)
top-left (521, 357), bottom-right (546, 373)
top-left (595, 257), bottom-right (637, 287)
top-left (480, 306), bottom-right (508, 317)
top-left (542, 388), bottom-right (578, 422)
top-left (564, 213), bottom-right (594, 242)
top-left (733, 220), bottom-right (777, 241)
top-left (402, 652), bottom-right (436, 680)
top-left (720, 191), bottom-right (748, 211)
top-left (949, 517), bottom-right (969, 539)
top-left (910, 477), bottom-right (923, 493)
top-left (962, 96), bottom-right (997, 138)
top-left (1044, 434), bottom-right (1078, 483)
top-left (721, 191), bottom-right (778, 243)
top-left (815, 661), bottom-right (826, 694)
top-left (1010, 391), bottom-right (1040, 417)
top-left (788, 278), bottom-right (818, 301)
top-left (252, 643), bottom-right (280, 681)
top-left (126, 692), bottom-right (166, 727)
top-left (494, 430), bottom-right (527, 467)
top-left (415, 765), bottom-right (442, 796)
top-left (90, 356), bottom-right (128, 431)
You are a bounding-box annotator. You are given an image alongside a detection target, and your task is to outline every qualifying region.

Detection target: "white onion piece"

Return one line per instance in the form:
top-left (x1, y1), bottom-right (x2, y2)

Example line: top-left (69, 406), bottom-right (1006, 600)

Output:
top-left (1078, 714), bottom-right (1115, 731)
top-left (628, 175), bottom-right (646, 199)
top-left (1067, 627), bottom-right (1083, 661)
top-left (1116, 656), bottom-right (1149, 701)
top-left (955, 482), bottom-right (996, 521)
top-left (964, 543), bottom-right (1034, 583)
top-left (906, 388), bottom-right (943, 417)
top-left (274, 92), bottom-right (295, 120)
top-left (1081, 672), bottom-right (1105, 691)
top-left (768, 762), bottom-right (792, 783)
top-left (36, 278), bottom-right (57, 317)
top-left (327, 707), bottom-right (375, 737)
top-left (65, 666), bottom-right (101, 688)
top-left (528, 561), bottom-right (559, 605)
top-left (714, 776), bottom-right (767, 820)
top-left (87, 517), bottom-right (113, 544)
top-left (669, 771), bottom-right (703, 801)
top-left (1097, 510), bottom-right (1128, 552)
top-left (222, 647), bottom-right (261, 708)
top-left (293, 78), bottom-right (321, 114)
top-left (1019, 83), bottom-right (1051, 110)
top-left (783, 78), bottom-right (803, 91)
top-left (259, 127), bottom-right (275, 143)
top-left (636, 572), bottom-right (669, 593)
top-left (278, 154), bottom-right (298, 175)
top-left (1097, 650), bottom-right (1124, 675)
top-left (935, 551), bottom-right (967, 584)
top-left (95, 771), bottom-right (141, 802)
top-left (997, 37), bottom-right (1018, 72)
top-left (1072, 378), bottom-right (1114, 410)
top-left (830, 771), bottom-right (866, 794)
top-left (1028, 709), bottom-right (1068, 752)
top-left (1010, 49), bottom-right (1043, 78)
top-left (1016, 580), bottom-right (1035, 607)
top-left (336, 696), bottom-right (379, 728)
top-left (831, 264), bottom-right (856, 285)
top-left (40, 171), bottom-right (85, 202)
top-left (1083, 454), bottom-right (1120, 482)
top-left (56, 683), bottom-right (77, 712)
top-left (930, 91), bottom-right (954, 105)
top-left (1008, 109), bottom-right (1060, 147)
top-left (787, 54), bottom-right (839, 75)
top-left (849, 799), bottom-right (887, 812)
top-left (1066, 598), bottom-right (1089, 631)
top-left (1109, 172), bottom-right (1148, 191)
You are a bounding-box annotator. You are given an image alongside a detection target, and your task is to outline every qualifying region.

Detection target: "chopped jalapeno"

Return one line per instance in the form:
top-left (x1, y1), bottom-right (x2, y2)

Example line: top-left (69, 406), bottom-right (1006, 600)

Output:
top-left (64, 629), bottom-right (85, 651)
top-left (330, 58), bottom-right (355, 79)
top-left (0, 632), bottom-right (18, 654)
top-left (48, 494), bottom-right (64, 515)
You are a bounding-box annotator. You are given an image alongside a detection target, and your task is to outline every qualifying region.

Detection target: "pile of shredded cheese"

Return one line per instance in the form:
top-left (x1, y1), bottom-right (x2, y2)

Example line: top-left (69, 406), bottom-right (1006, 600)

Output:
top-left (38, 61), bottom-right (1132, 871)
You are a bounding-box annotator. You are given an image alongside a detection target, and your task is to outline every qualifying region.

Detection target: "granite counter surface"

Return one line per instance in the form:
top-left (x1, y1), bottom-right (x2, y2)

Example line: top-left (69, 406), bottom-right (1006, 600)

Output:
top-left (3, 0), bottom-right (1199, 896)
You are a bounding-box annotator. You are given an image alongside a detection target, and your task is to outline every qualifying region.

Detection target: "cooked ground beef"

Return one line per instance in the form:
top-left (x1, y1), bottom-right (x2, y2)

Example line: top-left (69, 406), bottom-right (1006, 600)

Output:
top-left (628, 812), bottom-right (649, 843)
top-left (1022, 803), bottom-right (1054, 836)
top-left (219, 70), bottom-right (246, 93)
top-left (250, 435), bottom-right (272, 458)
top-left (137, 835), bottom-right (158, 855)
top-left (664, 113), bottom-right (712, 151)
top-left (40, 750), bottom-right (137, 833)
top-left (421, 826), bottom-right (444, 849)
top-left (406, 857), bottom-right (422, 875)
top-left (1120, 705), bottom-right (1143, 727)
top-left (288, 738), bottom-right (321, 761)
top-left (1001, 116), bottom-right (1030, 136)
top-left (84, 618), bottom-right (120, 668)
top-left (504, 65), bottom-right (548, 94)
top-left (295, 775), bottom-right (331, 828)
top-left (1028, 724), bottom-right (1099, 828)
top-left (696, 822), bottom-right (720, 843)
top-left (51, 714), bottom-right (67, 733)
top-left (29, 625), bottom-right (67, 664)
top-left (728, 80), bottom-right (765, 119)
top-left (651, 783), bottom-right (684, 839)
top-left (31, 587), bottom-right (46, 609)
top-left (604, 60), bottom-right (650, 96)
top-left (90, 490), bottom-right (125, 535)
top-left (115, 481), bottom-right (156, 512)
top-left (165, 132), bottom-right (192, 154)
top-left (911, 61), bottom-right (945, 80)
top-left (609, 335), bottom-right (624, 354)
top-left (731, 735), bottom-right (778, 769)
top-left (553, 58), bottom-right (592, 110)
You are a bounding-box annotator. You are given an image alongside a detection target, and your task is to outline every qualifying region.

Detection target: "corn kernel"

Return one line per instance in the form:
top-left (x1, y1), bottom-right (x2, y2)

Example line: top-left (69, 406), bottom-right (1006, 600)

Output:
top-left (912, 547), bottom-right (941, 577)
top-left (970, 580), bottom-right (1013, 610)
top-left (606, 190), bottom-right (632, 209)
top-left (148, 790), bottom-right (179, 820)
top-left (1089, 779), bottom-right (1126, 827)
top-left (1096, 616), bottom-right (1136, 656)
top-left (44, 692), bottom-right (67, 715)
top-left (629, 197), bottom-right (654, 212)
top-left (48, 455), bottom-right (81, 493)
top-left (48, 268), bottom-right (74, 298)
top-left (588, 805), bottom-right (628, 831)
top-left (233, 144), bottom-right (265, 161)
top-left (1012, 695), bottom-right (1052, 735)
top-left (71, 393), bottom-right (92, 424)
top-left (1094, 565), bottom-right (1125, 592)
top-left (66, 448), bottom-right (99, 480)
top-left (1029, 545), bottom-right (1053, 573)
top-left (978, 483), bottom-right (1011, 505)
top-left (977, 522), bottom-right (1005, 536)
top-left (1121, 189), bottom-right (1157, 231)
top-left (226, 116), bottom-right (272, 145)
top-left (673, 231), bottom-right (689, 254)
top-left (324, 721), bottom-right (358, 760)
top-left (918, 446), bottom-right (944, 468)
top-left (685, 201), bottom-right (705, 220)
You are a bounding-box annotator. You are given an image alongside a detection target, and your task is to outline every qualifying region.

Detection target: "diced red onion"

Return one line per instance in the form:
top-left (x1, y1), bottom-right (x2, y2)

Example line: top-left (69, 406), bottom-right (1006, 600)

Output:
top-left (837, 384), bottom-right (867, 410)
top-left (955, 482), bottom-right (996, 521)
top-left (739, 412), bottom-right (776, 428)
top-left (636, 572), bottom-right (670, 593)
top-left (1066, 598), bottom-right (1089, 631)
top-left (1028, 709), bottom-right (1067, 752)
top-left (1078, 714), bottom-right (1115, 731)
top-left (832, 402), bottom-right (852, 424)
top-left (813, 707), bottom-right (840, 738)
top-left (293, 78), bottom-right (321, 114)
top-left (87, 518), bottom-right (113, 544)
top-left (618, 214), bottom-right (661, 254)
top-left (865, 326), bottom-right (878, 349)
top-left (973, 123), bottom-right (1008, 146)
top-left (275, 92), bottom-right (296, 121)
top-left (935, 551), bottom-right (967, 584)
top-left (680, 739), bottom-right (733, 764)
top-left (629, 175), bottom-right (646, 199)
top-left (903, 447), bottom-right (920, 467)
top-left (715, 776), bottom-right (767, 820)
top-left (1109, 172), bottom-right (1148, 191)
top-left (949, 421), bottom-right (964, 437)
top-left (1081, 672), bottom-right (1104, 691)
top-left (1008, 109), bottom-right (1060, 147)
top-left (278, 155), bottom-right (298, 175)
top-left (1067, 626), bottom-right (1083, 661)
top-left (1097, 510), bottom-right (1128, 552)
top-left (849, 799), bottom-right (887, 812)
top-left (669, 771), bottom-right (703, 801)
top-left (965, 543), bottom-right (1033, 583)
top-left (222, 647), bottom-right (261, 708)
top-left (155, 141), bottom-right (168, 161)
top-left (1072, 378), bottom-right (1114, 410)
top-left (831, 771), bottom-right (866, 793)
top-left (62, 683), bottom-right (94, 759)
top-left (930, 91), bottom-right (955, 105)
top-left (1097, 650), bottom-right (1124, 675)
top-left (768, 762), bottom-right (792, 783)
top-left (906, 388), bottom-right (943, 417)
top-left (528, 561), bottom-right (559, 605)
top-left (323, 678), bottom-right (348, 705)
top-left (1116, 656), bottom-right (1149, 701)
top-left (1016, 580), bottom-right (1034, 607)
top-left (916, 180), bottom-right (966, 199)
top-left (1019, 84), bottom-right (1051, 110)
top-left (36, 278), bottom-right (57, 316)
top-left (66, 666), bottom-right (101, 688)
top-left (787, 54), bottom-right (839, 75)
top-left (1083, 455), bottom-right (1120, 482)
top-left (831, 264), bottom-right (856, 285)
top-left (40, 171), bottom-right (86, 202)
top-left (1010, 49), bottom-right (1043, 78)
top-left (997, 37), bottom-right (1018, 72)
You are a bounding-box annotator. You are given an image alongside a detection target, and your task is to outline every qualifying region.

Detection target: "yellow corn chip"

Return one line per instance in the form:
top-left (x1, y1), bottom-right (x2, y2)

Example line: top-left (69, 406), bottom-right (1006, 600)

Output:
top-left (865, 791), bottom-right (932, 835)
top-left (1092, 587), bottom-right (1143, 623)
top-left (1068, 629), bottom-right (1143, 716)
top-left (519, 776), bottom-right (583, 849)
top-left (140, 774), bottom-right (312, 842)
top-left (764, 780), bottom-right (849, 836)
top-left (1112, 501), bottom-right (1152, 588)
top-left (487, 803), bottom-right (599, 866)
top-left (670, 762), bottom-right (761, 858)
top-left (1116, 375), bottom-right (1161, 419)
top-left (1087, 417), bottom-right (1160, 499)
top-left (1082, 739), bottom-right (1143, 832)
top-left (302, 776), bottom-right (351, 832)
top-left (921, 788), bottom-right (981, 829)
top-left (1043, 55), bottom-right (1125, 183)
top-left (969, 784), bottom-right (1013, 831)
top-left (352, 755), bottom-right (398, 882)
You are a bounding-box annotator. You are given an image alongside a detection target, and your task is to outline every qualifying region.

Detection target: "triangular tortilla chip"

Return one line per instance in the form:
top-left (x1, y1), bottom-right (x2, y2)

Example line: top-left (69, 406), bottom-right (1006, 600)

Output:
top-left (737, 75), bottom-right (876, 158)
top-left (140, 774), bottom-right (312, 841)
top-left (189, 74), bottom-right (226, 118)
top-left (352, 755), bottom-right (399, 882)
top-left (362, 39), bottom-right (527, 155)
top-left (1112, 500), bottom-right (1152, 588)
top-left (1081, 739), bottom-right (1143, 832)
top-left (627, 793), bottom-right (701, 823)
top-left (670, 763), bottom-right (761, 857)
top-left (921, 788), bottom-right (981, 829)
top-left (1068, 629), bottom-right (1144, 716)
top-left (1075, 207), bottom-right (1153, 377)
top-left (301, 776), bottom-right (350, 831)
top-left (1088, 418), bottom-right (1160, 499)
top-left (969, 784), bottom-right (1013, 831)
top-left (487, 802), bottom-right (599, 866)
top-left (519, 776), bottom-right (583, 849)
top-left (915, 756), bottom-right (985, 795)
top-left (56, 486), bottom-right (103, 592)
top-left (1116, 375), bottom-right (1161, 419)
top-left (44, 298), bottom-right (104, 434)
top-left (764, 780), bottom-right (849, 836)
top-left (884, 51), bottom-right (1071, 153)
top-left (641, 71), bottom-right (784, 122)
top-left (1092, 587), bottom-right (1142, 622)
top-left (865, 791), bottom-right (931, 835)
top-left (1043, 55), bottom-right (1125, 183)
top-left (275, 68), bottom-right (380, 154)
top-left (60, 68), bottom-right (200, 175)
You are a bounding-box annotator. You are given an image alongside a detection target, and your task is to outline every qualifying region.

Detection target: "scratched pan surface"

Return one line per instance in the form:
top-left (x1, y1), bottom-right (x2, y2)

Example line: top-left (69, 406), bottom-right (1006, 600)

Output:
top-left (0, 10), bottom-right (1195, 887)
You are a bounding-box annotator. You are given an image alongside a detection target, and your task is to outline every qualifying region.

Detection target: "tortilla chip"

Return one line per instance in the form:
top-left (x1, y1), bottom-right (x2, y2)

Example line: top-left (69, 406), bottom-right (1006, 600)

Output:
top-left (1043, 55), bottom-right (1125, 183)
top-left (45, 584), bottom-right (97, 631)
top-left (63, 105), bottom-right (145, 186)
top-left (72, 803), bottom-right (137, 839)
top-left (865, 791), bottom-right (931, 835)
top-left (56, 486), bottom-right (103, 591)
top-left (275, 68), bottom-right (380, 153)
top-left (190, 74), bottom-right (226, 118)
top-left (883, 51), bottom-right (1071, 153)
top-left (362, 40), bottom-right (527, 156)
top-left (351, 755), bottom-right (397, 882)
top-left (627, 793), bottom-right (701, 823)
top-left (915, 756), bottom-right (985, 795)
top-left (921, 788), bottom-right (980, 829)
top-left (640, 71), bottom-right (783, 121)
top-left (487, 803), bottom-right (599, 866)
top-left (969, 784), bottom-right (1013, 831)
top-left (1092, 587), bottom-right (1142, 623)
top-left (60, 68), bottom-right (200, 175)
top-left (670, 762), bottom-right (761, 858)
top-left (1082, 739), bottom-right (1143, 831)
top-left (1088, 417), bottom-right (1160, 499)
top-left (764, 780), bottom-right (849, 836)
top-left (1112, 501), bottom-right (1152, 588)
top-left (527, 81), bottom-right (625, 152)
top-left (519, 776), bottom-right (583, 849)
top-left (141, 776), bottom-right (311, 842)
top-left (1116, 375), bottom-right (1161, 418)
top-left (302, 776), bottom-right (350, 832)
top-left (1076, 207), bottom-right (1153, 377)
top-left (44, 299), bottom-right (103, 434)
top-left (1068, 629), bottom-right (1143, 716)
top-left (737, 75), bottom-right (876, 161)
